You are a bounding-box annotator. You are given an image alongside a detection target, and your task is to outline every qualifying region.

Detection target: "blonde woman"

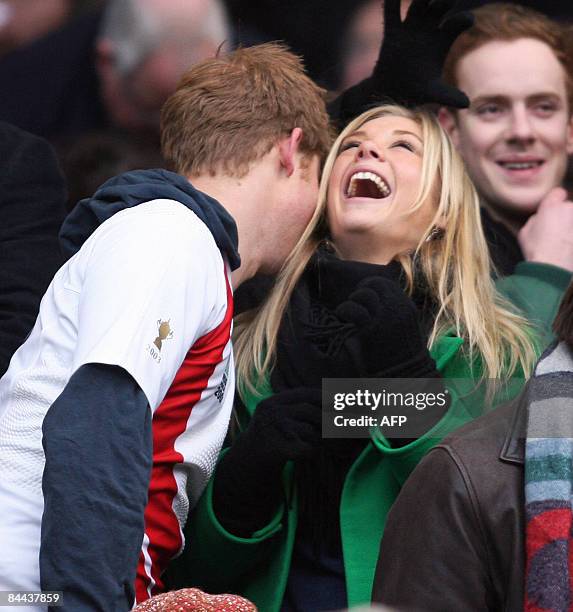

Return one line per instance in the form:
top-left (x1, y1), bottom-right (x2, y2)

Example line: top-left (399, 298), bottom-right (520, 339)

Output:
top-left (176, 105), bottom-right (563, 611)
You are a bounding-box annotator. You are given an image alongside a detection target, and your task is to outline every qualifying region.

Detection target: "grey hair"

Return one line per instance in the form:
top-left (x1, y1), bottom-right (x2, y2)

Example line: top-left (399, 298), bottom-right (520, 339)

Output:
top-left (99, 0), bottom-right (231, 77)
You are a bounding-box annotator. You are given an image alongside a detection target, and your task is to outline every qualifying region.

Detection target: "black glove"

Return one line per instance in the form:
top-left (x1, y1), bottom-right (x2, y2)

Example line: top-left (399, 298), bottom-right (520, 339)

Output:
top-left (212, 388), bottom-right (322, 536)
top-left (334, 276), bottom-right (438, 378)
top-left (336, 277), bottom-right (449, 446)
top-left (330, 0), bottom-right (473, 127)
top-left (272, 296), bottom-right (359, 391)
top-left (273, 264), bottom-right (437, 389)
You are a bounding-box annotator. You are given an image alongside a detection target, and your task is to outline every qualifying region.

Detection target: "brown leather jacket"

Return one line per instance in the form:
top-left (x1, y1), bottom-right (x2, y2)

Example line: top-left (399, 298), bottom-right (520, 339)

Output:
top-left (372, 393), bottom-right (526, 612)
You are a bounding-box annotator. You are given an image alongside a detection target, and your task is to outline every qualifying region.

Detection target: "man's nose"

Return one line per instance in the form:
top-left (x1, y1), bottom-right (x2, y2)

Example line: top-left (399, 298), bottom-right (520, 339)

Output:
top-left (506, 106), bottom-right (536, 144)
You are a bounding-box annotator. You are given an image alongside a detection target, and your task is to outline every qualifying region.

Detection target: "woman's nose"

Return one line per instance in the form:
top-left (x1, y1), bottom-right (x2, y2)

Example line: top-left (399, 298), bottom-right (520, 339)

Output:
top-left (356, 140), bottom-right (382, 161)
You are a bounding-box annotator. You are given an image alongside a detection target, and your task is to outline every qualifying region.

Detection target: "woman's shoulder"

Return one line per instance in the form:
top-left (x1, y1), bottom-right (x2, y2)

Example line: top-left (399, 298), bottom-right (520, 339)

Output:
top-left (430, 329), bottom-right (466, 376)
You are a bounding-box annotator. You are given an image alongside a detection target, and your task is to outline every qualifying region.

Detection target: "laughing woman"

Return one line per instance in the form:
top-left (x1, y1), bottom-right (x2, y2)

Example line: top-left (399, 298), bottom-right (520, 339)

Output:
top-left (168, 104), bottom-right (568, 611)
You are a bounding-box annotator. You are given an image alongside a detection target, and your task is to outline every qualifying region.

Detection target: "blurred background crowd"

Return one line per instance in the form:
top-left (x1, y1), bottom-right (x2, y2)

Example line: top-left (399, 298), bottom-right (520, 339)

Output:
top-left (1, 0), bottom-right (571, 207)
top-left (2, 2), bottom-right (573, 609)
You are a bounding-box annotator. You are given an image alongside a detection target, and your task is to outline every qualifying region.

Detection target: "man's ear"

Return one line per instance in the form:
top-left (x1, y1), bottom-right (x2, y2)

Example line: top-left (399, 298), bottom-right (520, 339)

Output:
top-left (438, 107), bottom-right (460, 148)
top-left (566, 113), bottom-right (573, 155)
top-left (94, 38), bottom-right (115, 78)
top-left (278, 127), bottom-right (303, 177)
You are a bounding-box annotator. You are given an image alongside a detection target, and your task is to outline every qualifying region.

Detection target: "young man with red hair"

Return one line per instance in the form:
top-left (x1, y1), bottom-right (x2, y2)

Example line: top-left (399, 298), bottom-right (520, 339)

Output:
top-left (440, 3), bottom-right (573, 277)
top-left (0, 42), bottom-right (330, 611)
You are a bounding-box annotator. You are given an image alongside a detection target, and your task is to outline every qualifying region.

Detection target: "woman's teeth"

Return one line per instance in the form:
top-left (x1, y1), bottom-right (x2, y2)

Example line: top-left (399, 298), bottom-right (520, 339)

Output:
top-left (347, 171), bottom-right (391, 198)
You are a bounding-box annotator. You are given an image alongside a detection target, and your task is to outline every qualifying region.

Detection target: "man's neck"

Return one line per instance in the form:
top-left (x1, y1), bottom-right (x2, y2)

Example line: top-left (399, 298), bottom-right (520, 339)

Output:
top-left (188, 171), bottom-right (267, 288)
top-left (480, 198), bottom-right (530, 236)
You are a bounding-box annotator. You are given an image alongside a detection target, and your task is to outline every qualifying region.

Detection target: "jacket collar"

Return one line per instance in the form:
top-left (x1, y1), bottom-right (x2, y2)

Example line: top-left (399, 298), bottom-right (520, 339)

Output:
top-left (503, 341), bottom-right (573, 465)
top-left (500, 389), bottom-right (527, 465)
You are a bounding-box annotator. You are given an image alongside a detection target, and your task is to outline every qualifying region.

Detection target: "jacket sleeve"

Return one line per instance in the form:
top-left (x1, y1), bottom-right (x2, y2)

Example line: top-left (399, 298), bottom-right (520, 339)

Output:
top-left (166, 450), bottom-right (288, 593)
top-left (372, 446), bottom-right (493, 611)
top-left (495, 261), bottom-right (572, 348)
top-left (40, 363), bottom-right (151, 612)
top-left (0, 122), bottom-right (66, 376)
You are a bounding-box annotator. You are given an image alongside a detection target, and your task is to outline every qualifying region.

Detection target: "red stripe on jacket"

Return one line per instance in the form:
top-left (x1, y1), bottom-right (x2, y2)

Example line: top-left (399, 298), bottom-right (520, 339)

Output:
top-left (135, 269), bottom-right (233, 602)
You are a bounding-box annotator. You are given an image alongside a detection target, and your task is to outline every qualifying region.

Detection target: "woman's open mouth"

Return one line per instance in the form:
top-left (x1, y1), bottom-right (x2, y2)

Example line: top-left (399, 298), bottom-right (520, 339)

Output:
top-left (345, 171), bottom-right (391, 199)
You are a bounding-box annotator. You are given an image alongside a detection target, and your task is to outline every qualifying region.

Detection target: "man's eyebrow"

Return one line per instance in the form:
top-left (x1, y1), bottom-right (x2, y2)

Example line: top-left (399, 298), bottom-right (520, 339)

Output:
top-left (527, 92), bottom-right (563, 102)
top-left (470, 94), bottom-right (507, 107)
top-left (392, 129), bottom-right (423, 143)
top-left (470, 92), bottom-right (563, 108)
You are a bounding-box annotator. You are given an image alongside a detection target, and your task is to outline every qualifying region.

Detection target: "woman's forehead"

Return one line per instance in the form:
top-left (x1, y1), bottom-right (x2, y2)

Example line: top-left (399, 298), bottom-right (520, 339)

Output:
top-left (351, 114), bottom-right (422, 139)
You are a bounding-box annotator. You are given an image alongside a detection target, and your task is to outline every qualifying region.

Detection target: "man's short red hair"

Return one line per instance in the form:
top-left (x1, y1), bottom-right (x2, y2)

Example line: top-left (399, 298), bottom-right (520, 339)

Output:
top-left (443, 3), bottom-right (573, 110)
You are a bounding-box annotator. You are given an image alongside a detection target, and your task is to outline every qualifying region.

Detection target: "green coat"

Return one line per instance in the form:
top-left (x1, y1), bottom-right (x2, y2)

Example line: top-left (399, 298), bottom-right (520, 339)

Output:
top-left (180, 262), bottom-right (571, 611)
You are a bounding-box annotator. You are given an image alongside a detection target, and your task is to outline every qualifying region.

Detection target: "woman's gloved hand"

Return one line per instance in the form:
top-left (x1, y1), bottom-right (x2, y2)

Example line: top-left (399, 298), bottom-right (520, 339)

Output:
top-left (334, 276), bottom-right (439, 378)
top-left (213, 388), bottom-right (322, 536)
top-left (330, 0), bottom-right (474, 127)
top-left (334, 277), bottom-right (448, 445)
top-left (275, 274), bottom-right (439, 389)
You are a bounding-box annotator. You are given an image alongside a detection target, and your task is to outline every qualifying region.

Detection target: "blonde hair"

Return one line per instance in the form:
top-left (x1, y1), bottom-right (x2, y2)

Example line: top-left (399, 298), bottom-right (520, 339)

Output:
top-left (235, 104), bottom-right (537, 397)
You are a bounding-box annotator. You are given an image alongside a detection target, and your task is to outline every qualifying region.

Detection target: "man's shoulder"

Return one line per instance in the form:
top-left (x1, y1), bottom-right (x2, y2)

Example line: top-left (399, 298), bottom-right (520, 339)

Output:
top-left (77, 199), bottom-right (224, 276)
top-left (100, 199), bottom-right (217, 243)
top-left (432, 396), bottom-right (524, 483)
top-left (441, 399), bottom-right (517, 447)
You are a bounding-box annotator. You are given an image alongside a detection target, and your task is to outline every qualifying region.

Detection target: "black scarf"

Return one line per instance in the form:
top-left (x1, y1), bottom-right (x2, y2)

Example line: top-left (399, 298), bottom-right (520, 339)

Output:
top-left (272, 249), bottom-right (437, 554)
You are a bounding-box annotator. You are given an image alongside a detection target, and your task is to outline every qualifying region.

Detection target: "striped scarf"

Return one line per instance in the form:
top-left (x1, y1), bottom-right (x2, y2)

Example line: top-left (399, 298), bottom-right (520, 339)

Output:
top-left (525, 341), bottom-right (573, 612)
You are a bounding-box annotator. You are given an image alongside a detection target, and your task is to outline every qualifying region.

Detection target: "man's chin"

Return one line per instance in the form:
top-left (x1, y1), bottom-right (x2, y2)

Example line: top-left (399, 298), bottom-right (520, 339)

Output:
top-left (493, 184), bottom-right (549, 213)
top-left (486, 191), bottom-right (542, 231)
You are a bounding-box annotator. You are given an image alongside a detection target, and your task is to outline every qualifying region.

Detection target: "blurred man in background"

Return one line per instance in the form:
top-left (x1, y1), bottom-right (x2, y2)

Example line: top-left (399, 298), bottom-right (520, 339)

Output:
top-left (0, 0), bottom-right (100, 57)
top-left (0, 0), bottom-right (230, 142)
top-left (338, 0), bottom-right (412, 91)
top-left (0, 123), bottom-right (66, 376)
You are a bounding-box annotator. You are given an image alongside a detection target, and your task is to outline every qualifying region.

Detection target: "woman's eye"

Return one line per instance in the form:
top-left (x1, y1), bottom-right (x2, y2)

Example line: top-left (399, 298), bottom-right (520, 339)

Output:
top-left (339, 140), bottom-right (360, 152)
top-left (392, 140), bottom-right (415, 152)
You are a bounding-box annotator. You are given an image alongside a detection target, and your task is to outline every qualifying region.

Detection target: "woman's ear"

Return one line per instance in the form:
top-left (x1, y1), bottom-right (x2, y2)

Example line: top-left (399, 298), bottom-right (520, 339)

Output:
top-left (424, 213), bottom-right (447, 242)
top-left (434, 214), bottom-right (447, 231)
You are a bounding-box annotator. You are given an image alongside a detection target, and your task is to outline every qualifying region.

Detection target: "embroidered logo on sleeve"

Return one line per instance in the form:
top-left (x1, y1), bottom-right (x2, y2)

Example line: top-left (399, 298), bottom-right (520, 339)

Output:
top-left (147, 319), bottom-right (174, 363)
top-left (154, 320), bottom-right (174, 351)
